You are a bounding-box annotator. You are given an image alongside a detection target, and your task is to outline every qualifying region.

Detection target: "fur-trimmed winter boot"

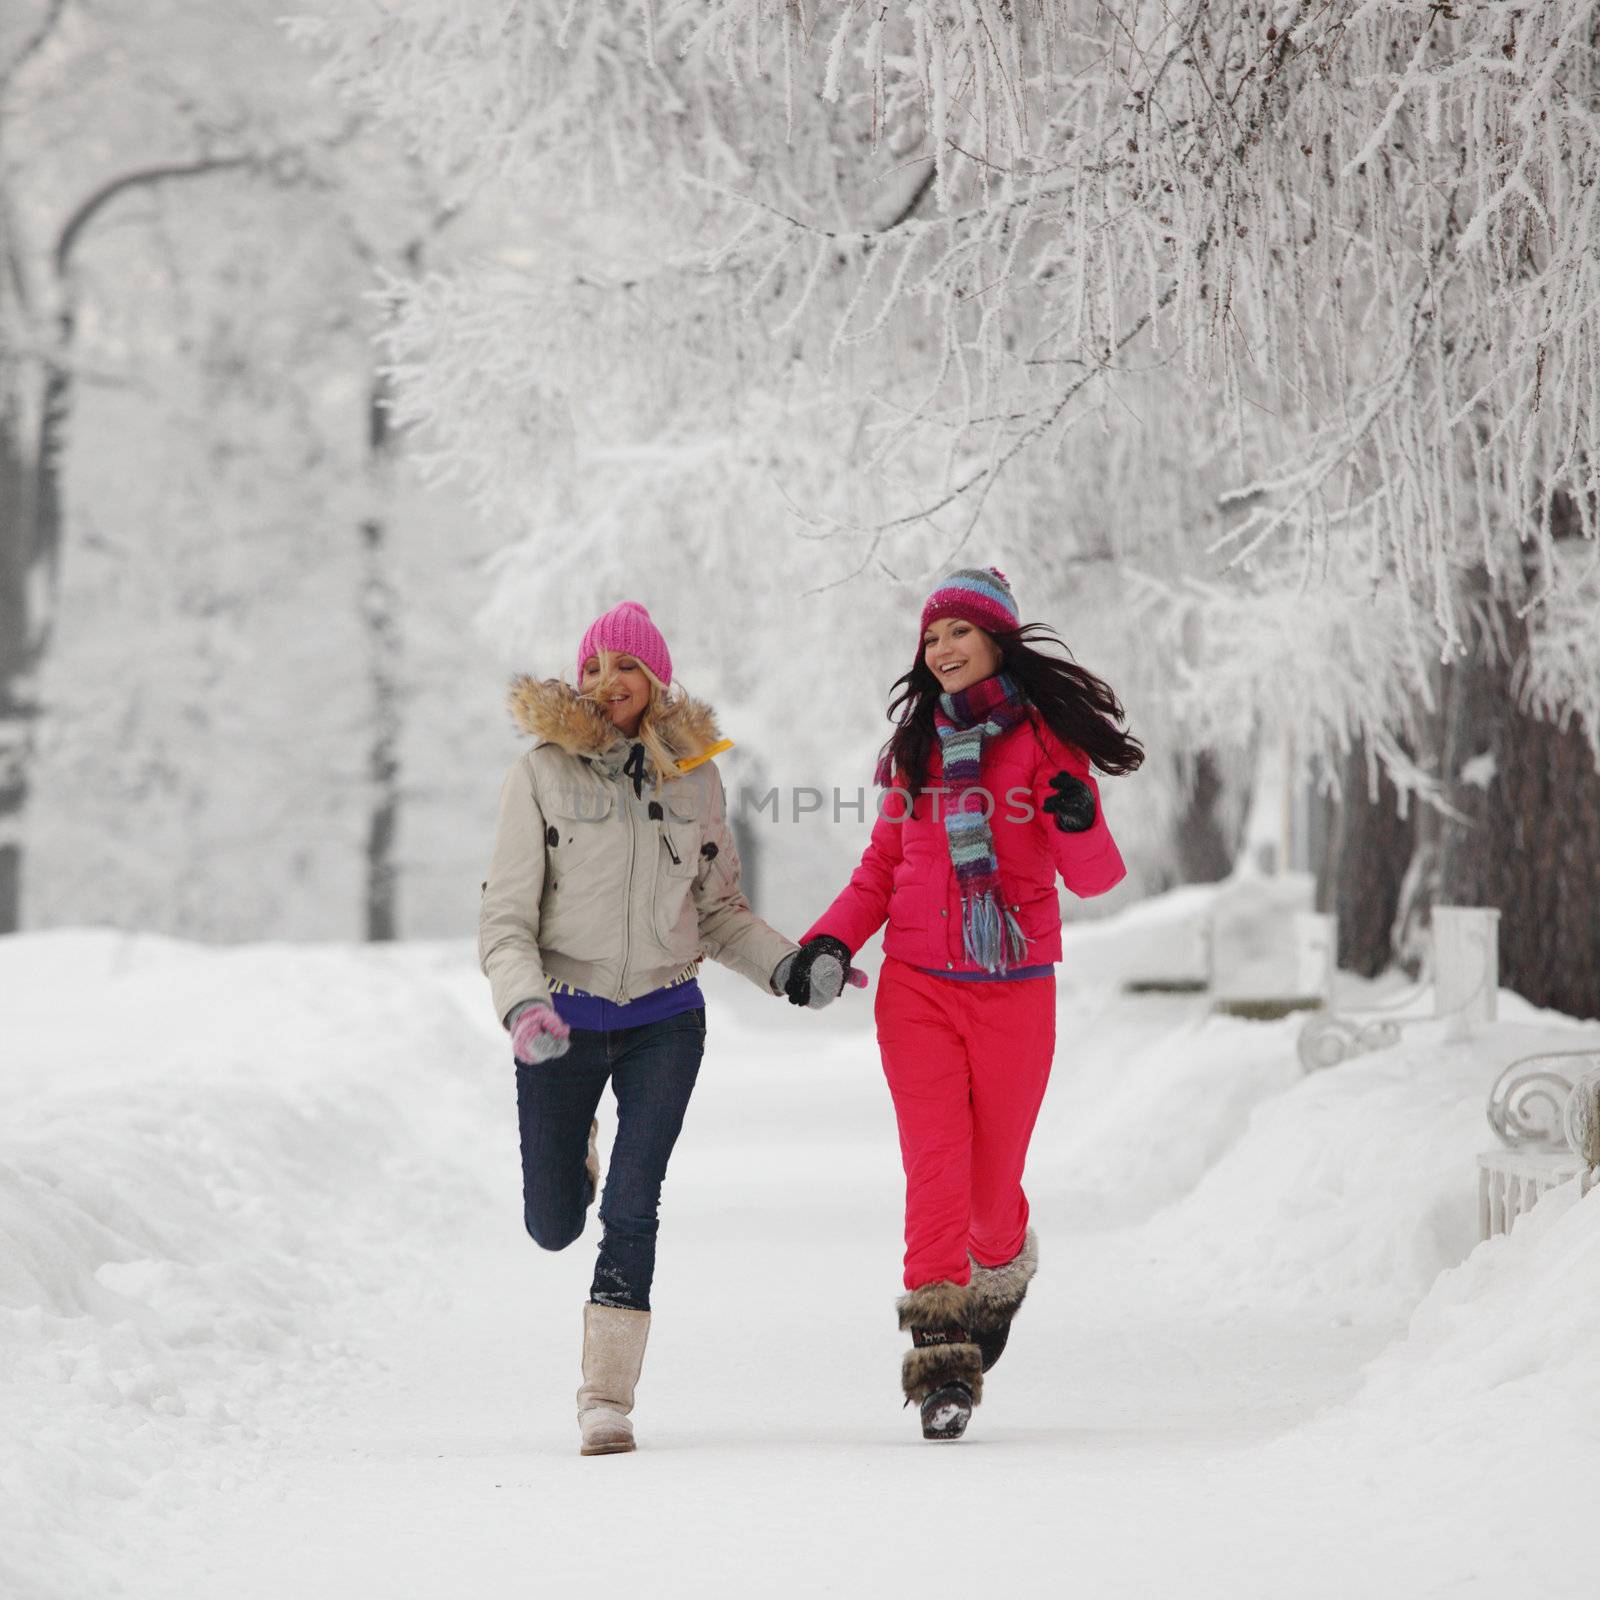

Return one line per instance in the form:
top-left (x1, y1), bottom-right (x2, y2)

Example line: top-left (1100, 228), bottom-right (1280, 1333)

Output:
top-left (576, 1302), bottom-right (650, 1456)
top-left (967, 1230), bottom-right (1038, 1373)
top-left (897, 1280), bottom-right (983, 1441)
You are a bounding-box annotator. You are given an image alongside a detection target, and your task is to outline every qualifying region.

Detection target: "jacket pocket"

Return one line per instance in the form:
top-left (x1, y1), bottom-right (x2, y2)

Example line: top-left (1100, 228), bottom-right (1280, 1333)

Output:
top-left (652, 817), bottom-right (702, 946)
top-left (1011, 887), bottom-right (1060, 950)
top-left (539, 782), bottom-right (618, 961)
top-left (543, 779), bottom-right (615, 850)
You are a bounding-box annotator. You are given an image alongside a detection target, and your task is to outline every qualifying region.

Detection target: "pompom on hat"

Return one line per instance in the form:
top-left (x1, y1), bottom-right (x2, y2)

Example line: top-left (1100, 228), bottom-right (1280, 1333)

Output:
top-left (918, 566), bottom-right (1021, 641)
top-left (576, 600), bottom-right (672, 687)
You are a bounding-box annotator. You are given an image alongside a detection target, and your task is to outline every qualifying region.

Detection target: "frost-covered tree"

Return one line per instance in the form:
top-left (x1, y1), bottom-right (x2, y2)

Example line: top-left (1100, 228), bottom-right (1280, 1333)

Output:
top-left (306, 1), bottom-right (1600, 1003)
top-left (307, 3), bottom-right (1598, 641)
top-left (1, 0), bottom-right (321, 931)
top-left (2, 0), bottom-right (487, 940)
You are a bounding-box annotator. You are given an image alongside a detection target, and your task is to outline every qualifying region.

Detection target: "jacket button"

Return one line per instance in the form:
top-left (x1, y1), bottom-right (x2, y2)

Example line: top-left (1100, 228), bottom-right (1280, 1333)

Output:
top-left (939, 908), bottom-right (947, 917)
top-left (946, 961), bottom-right (954, 969)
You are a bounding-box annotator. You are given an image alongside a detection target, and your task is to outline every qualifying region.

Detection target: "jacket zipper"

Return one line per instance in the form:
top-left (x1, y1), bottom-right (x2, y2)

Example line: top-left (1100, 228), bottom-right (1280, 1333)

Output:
top-left (617, 779), bottom-right (636, 1003)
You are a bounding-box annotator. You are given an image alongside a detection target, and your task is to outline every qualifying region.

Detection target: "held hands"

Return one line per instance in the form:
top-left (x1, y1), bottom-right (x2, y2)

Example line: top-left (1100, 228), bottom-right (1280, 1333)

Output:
top-left (1041, 770), bottom-right (1096, 834)
top-left (773, 935), bottom-right (865, 1010)
top-left (509, 1001), bottom-right (572, 1063)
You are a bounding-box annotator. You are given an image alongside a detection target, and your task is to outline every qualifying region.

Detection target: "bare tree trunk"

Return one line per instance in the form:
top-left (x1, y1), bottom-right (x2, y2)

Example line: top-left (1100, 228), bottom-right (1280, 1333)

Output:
top-left (1306, 780), bottom-right (1336, 907)
top-left (0, 379), bottom-right (32, 931)
top-left (1315, 738), bottom-right (1417, 978)
top-left (1, 160), bottom-right (31, 928)
top-left (361, 368), bottom-right (401, 942)
top-left (0, 154), bottom-right (261, 932)
top-left (353, 227), bottom-right (454, 943)
top-left (0, 375), bottom-right (64, 934)
top-left (0, 166), bottom-right (59, 933)
top-left (1170, 748), bottom-right (1239, 883)
top-left (1438, 573), bottom-right (1600, 1020)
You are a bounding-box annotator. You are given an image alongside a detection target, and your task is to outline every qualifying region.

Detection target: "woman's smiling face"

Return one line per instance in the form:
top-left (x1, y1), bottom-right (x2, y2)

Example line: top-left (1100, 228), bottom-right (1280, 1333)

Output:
top-left (923, 617), bottom-right (1001, 695)
top-left (581, 653), bottom-right (652, 737)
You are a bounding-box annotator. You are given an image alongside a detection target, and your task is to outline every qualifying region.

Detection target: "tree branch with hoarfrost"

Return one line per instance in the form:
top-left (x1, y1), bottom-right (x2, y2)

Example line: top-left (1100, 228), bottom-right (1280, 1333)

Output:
top-left (301, 1), bottom-right (1600, 782)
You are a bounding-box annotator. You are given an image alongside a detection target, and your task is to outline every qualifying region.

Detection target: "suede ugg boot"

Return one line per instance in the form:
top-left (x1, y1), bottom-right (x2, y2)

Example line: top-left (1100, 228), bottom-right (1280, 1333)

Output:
top-left (967, 1229), bottom-right (1038, 1373)
top-left (897, 1279), bottom-right (983, 1441)
top-left (576, 1302), bottom-right (650, 1456)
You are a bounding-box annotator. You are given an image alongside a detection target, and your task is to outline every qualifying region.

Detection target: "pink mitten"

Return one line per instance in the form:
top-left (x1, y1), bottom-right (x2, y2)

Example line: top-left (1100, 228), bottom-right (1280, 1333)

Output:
top-left (511, 1002), bottom-right (571, 1063)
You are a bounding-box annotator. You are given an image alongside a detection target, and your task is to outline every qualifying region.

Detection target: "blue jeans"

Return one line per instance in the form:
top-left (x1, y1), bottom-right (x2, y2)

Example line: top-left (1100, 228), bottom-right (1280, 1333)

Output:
top-left (514, 1008), bottom-right (705, 1311)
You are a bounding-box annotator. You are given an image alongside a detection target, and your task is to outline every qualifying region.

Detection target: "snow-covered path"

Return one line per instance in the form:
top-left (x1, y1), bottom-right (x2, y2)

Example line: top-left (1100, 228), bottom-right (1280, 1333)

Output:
top-left (154, 996), bottom-right (1384, 1600)
top-left (6, 925), bottom-right (1599, 1599)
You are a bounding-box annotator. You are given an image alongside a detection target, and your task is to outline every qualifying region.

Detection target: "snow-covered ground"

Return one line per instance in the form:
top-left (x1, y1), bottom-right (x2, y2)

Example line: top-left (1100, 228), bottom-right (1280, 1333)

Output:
top-left (4, 904), bottom-right (1599, 1599)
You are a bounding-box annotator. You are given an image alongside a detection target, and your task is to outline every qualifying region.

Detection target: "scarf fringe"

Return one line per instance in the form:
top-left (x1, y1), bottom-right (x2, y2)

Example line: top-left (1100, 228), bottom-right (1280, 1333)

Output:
top-left (962, 891), bottom-right (1030, 974)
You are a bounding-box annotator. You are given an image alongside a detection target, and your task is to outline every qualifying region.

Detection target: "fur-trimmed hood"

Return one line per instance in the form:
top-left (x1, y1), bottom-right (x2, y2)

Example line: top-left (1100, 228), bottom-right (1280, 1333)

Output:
top-left (505, 677), bottom-right (726, 773)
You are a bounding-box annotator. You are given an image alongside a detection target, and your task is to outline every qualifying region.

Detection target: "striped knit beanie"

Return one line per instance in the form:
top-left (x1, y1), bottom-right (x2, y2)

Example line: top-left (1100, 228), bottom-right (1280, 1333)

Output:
top-left (576, 600), bottom-right (671, 687)
top-left (919, 566), bottom-right (1020, 640)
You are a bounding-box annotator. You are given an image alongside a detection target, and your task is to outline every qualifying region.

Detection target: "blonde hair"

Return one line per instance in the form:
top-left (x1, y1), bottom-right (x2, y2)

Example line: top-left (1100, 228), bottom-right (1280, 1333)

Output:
top-left (579, 649), bottom-right (685, 785)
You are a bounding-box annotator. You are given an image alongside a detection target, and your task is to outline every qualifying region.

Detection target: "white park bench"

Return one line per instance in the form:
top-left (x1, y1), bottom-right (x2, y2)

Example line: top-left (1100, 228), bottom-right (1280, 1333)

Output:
top-left (1479, 1050), bottom-right (1600, 1239)
top-left (1279, 905), bottom-right (1597, 1240)
top-left (1295, 906), bottom-right (1499, 1072)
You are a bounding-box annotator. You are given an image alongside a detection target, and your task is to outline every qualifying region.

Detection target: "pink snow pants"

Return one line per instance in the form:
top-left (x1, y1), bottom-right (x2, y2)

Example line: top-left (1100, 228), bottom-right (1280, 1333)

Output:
top-left (875, 956), bottom-right (1056, 1290)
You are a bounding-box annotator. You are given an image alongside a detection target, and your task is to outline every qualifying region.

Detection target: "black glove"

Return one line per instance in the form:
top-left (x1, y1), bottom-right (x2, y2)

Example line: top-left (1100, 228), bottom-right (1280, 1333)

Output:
top-left (1041, 770), bottom-right (1096, 833)
top-left (776, 935), bottom-right (855, 1008)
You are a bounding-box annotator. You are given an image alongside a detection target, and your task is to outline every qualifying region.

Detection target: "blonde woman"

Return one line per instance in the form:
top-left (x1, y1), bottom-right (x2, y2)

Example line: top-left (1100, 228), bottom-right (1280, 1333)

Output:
top-left (479, 601), bottom-right (850, 1456)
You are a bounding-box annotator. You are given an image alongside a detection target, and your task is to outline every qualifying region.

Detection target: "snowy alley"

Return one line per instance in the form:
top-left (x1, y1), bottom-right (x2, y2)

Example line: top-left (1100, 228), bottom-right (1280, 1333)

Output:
top-left (5, 909), bottom-right (1598, 1600)
top-left (6, 6), bottom-right (1600, 1599)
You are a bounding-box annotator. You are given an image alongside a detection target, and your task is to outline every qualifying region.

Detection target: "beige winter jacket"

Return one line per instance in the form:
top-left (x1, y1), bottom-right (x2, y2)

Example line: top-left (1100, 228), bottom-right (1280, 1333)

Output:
top-left (478, 679), bottom-right (798, 1026)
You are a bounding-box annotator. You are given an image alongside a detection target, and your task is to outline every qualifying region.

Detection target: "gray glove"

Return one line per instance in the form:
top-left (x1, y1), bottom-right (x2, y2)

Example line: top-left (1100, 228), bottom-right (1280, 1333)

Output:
top-left (507, 1000), bottom-right (572, 1063)
top-left (772, 935), bottom-right (853, 1009)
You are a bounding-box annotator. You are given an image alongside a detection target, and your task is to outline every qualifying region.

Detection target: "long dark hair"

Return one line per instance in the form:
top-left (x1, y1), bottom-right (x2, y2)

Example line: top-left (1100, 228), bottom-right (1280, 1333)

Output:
top-left (876, 624), bottom-right (1145, 795)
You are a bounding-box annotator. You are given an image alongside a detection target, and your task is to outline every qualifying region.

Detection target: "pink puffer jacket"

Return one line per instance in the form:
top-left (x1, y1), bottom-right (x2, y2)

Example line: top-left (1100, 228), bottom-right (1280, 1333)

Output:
top-left (802, 714), bottom-right (1125, 972)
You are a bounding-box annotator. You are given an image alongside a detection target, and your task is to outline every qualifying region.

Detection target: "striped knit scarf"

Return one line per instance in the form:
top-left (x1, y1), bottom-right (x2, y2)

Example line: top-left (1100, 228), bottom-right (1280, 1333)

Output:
top-left (934, 672), bottom-right (1030, 972)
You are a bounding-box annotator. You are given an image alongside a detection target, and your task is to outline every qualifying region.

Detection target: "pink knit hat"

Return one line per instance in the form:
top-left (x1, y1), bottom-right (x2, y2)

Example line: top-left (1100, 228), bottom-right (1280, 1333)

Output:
top-left (918, 566), bottom-right (1020, 640)
top-left (576, 601), bottom-right (672, 687)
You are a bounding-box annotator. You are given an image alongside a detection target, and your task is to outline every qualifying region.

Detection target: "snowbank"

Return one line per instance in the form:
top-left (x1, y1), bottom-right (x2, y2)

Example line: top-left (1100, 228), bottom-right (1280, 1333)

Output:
top-left (1043, 896), bottom-right (1600, 1592)
top-left (1131, 1007), bottom-right (1597, 1316)
top-left (1215, 1177), bottom-right (1600, 1597)
top-left (0, 932), bottom-right (500, 1600)
top-left (1058, 879), bottom-right (1216, 989)
top-left (1044, 890), bottom-right (1600, 1318)
top-left (1037, 992), bottom-right (1305, 1224)
top-left (1354, 1174), bottom-right (1600, 1435)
